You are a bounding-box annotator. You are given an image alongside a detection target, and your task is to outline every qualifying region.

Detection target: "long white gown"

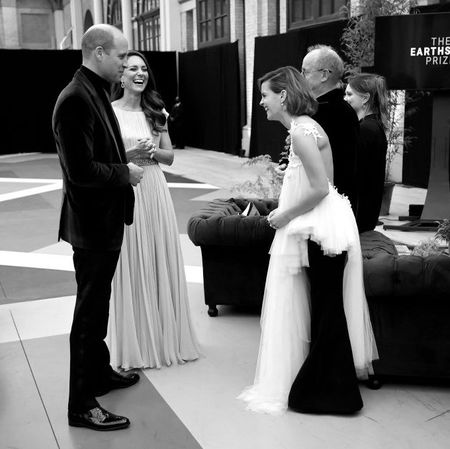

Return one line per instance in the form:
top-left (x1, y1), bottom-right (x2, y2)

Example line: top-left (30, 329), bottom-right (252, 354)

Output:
top-left (106, 106), bottom-right (200, 370)
top-left (238, 121), bottom-right (378, 415)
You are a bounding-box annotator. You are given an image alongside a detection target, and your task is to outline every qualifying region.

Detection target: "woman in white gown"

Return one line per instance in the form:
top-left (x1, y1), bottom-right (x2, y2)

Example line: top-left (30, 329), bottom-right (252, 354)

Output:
top-left (238, 66), bottom-right (378, 415)
top-left (106, 51), bottom-right (200, 370)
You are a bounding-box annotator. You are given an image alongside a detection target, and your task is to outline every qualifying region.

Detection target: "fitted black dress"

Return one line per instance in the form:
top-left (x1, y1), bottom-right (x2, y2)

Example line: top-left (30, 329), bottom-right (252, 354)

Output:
top-left (355, 114), bottom-right (388, 233)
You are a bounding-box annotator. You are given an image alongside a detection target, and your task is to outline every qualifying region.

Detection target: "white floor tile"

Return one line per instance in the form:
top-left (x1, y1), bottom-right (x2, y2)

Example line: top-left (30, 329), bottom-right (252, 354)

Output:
top-left (0, 308), bottom-right (19, 343)
top-left (1, 295), bottom-right (75, 341)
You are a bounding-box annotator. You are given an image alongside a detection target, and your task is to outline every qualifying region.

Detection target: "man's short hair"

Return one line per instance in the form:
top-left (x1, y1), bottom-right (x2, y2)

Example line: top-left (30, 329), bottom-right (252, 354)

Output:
top-left (306, 44), bottom-right (344, 81)
top-left (81, 24), bottom-right (117, 59)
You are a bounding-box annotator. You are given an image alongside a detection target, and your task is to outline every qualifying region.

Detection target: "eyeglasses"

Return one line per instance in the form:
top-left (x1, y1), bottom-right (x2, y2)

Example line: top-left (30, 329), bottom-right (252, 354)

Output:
top-left (301, 68), bottom-right (332, 76)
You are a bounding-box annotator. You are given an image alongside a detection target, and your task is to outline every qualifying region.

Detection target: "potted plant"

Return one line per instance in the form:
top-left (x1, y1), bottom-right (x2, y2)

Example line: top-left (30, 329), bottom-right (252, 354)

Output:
top-left (436, 219), bottom-right (450, 254)
top-left (231, 154), bottom-right (283, 199)
top-left (410, 238), bottom-right (445, 257)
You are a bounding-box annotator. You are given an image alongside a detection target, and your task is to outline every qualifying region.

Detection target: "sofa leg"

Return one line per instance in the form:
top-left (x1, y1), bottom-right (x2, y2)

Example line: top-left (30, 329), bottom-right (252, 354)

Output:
top-left (366, 375), bottom-right (383, 390)
top-left (207, 305), bottom-right (218, 317)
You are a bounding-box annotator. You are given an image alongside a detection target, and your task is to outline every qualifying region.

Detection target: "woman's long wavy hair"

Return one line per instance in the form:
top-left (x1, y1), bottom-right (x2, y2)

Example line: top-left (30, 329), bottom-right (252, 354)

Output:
top-left (112, 50), bottom-right (166, 135)
top-left (347, 73), bottom-right (389, 131)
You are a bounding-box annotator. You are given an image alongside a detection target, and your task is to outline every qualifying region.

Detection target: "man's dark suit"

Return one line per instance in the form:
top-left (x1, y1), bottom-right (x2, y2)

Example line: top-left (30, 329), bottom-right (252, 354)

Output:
top-left (53, 66), bottom-right (134, 413)
top-left (314, 88), bottom-right (360, 214)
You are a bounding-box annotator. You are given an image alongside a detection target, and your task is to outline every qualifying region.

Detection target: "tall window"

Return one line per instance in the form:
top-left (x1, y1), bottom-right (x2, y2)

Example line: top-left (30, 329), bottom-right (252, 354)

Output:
top-left (197, 0), bottom-right (230, 47)
top-left (132, 0), bottom-right (160, 50)
top-left (108, 0), bottom-right (123, 30)
top-left (288, 0), bottom-right (346, 29)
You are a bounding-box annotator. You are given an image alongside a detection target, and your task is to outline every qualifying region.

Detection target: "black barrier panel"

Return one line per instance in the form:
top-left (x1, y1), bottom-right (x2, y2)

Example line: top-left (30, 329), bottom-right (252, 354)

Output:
top-left (249, 20), bottom-right (346, 159)
top-left (179, 41), bottom-right (241, 155)
top-left (375, 13), bottom-right (450, 90)
top-left (0, 49), bottom-right (176, 155)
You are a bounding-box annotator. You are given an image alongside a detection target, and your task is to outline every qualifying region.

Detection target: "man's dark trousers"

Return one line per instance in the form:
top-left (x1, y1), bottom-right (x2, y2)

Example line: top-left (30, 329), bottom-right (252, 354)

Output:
top-left (69, 247), bottom-right (121, 413)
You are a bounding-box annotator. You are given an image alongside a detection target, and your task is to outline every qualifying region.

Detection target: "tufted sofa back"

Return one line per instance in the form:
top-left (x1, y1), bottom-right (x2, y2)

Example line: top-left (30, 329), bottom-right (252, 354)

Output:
top-left (361, 231), bottom-right (450, 299)
top-left (187, 198), bottom-right (277, 247)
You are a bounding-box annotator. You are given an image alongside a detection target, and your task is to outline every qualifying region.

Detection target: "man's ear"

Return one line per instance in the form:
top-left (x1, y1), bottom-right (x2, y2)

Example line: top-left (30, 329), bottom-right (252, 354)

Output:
top-left (94, 46), bottom-right (104, 61)
top-left (320, 70), bottom-right (330, 83)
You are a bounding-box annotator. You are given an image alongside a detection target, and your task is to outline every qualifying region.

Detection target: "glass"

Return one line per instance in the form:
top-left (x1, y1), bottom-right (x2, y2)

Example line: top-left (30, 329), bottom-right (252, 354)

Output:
top-left (301, 68), bottom-right (332, 76)
top-left (320, 0), bottom-right (332, 16)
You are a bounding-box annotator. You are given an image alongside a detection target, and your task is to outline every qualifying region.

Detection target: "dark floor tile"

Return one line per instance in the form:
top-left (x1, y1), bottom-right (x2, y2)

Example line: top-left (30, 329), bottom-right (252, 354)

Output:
top-left (0, 266), bottom-right (76, 304)
top-left (23, 335), bottom-right (202, 449)
top-left (164, 172), bottom-right (200, 183)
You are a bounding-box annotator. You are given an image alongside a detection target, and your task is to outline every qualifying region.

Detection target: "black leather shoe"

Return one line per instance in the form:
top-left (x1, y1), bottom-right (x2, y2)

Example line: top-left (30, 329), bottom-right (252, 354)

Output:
top-left (95, 370), bottom-right (140, 396)
top-left (68, 406), bottom-right (130, 431)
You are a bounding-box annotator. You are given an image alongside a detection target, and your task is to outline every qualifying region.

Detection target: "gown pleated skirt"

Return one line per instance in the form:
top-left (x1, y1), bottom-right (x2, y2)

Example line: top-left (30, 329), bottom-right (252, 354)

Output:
top-left (107, 163), bottom-right (200, 370)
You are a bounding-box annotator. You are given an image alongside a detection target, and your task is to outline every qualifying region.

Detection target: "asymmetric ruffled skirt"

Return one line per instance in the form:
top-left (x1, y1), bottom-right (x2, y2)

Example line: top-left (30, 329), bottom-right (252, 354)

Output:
top-left (238, 173), bottom-right (377, 415)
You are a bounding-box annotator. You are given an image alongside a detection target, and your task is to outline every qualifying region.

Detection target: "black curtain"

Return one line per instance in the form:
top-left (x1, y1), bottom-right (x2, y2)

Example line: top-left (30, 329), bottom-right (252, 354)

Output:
top-left (403, 92), bottom-right (433, 188)
top-left (179, 41), bottom-right (241, 155)
top-left (249, 21), bottom-right (347, 159)
top-left (0, 49), bottom-right (176, 155)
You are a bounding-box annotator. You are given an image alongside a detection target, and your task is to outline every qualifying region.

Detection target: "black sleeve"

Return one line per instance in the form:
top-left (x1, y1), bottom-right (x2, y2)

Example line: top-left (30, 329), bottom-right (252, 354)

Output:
top-left (54, 95), bottom-right (129, 188)
top-left (316, 101), bottom-right (359, 211)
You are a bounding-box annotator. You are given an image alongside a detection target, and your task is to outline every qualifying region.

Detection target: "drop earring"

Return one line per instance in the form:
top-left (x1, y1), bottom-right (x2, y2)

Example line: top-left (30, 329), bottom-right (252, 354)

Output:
top-left (121, 80), bottom-right (125, 88)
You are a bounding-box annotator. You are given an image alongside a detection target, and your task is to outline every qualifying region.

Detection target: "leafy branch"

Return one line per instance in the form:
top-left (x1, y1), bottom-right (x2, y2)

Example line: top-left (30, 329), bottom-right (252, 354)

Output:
top-left (232, 155), bottom-right (283, 199)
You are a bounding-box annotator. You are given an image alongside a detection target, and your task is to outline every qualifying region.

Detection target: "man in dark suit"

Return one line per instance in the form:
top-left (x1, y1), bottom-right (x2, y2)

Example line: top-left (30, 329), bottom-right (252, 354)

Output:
top-left (301, 44), bottom-right (360, 213)
top-left (53, 24), bottom-right (147, 431)
top-left (287, 45), bottom-right (363, 414)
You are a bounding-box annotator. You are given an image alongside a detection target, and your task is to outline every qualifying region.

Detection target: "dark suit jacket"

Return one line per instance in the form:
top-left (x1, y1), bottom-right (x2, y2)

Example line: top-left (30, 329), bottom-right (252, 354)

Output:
top-left (355, 114), bottom-right (388, 233)
top-left (52, 67), bottom-right (134, 250)
top-left (314, 88), bottom-right (360, 213)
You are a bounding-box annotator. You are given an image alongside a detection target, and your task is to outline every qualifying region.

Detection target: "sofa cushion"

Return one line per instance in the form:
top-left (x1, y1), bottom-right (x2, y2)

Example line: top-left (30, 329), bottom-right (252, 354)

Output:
top-left (360, 230), bottom-right (398, 259)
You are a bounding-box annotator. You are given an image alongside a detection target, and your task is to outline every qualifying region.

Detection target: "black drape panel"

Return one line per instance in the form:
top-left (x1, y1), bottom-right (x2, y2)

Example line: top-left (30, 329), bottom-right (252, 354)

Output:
top-left (249, 21), bottom-right (347, 159)
top-left (0, 49), bottom-right (176, 155)
top-left (141, 50), bottom-right (177, 112)
top-left (403, 92), bottom-right (433, 188)
top-left (179, 42), bottom-right (241, 155)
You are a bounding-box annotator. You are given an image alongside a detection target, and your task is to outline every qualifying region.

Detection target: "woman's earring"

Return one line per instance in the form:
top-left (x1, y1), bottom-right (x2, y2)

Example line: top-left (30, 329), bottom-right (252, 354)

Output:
top-left (121, 80), bottom-right (125, 88)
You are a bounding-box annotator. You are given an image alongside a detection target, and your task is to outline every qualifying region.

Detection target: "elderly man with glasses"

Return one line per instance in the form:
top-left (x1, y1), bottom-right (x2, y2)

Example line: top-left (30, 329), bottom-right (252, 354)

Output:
top-left (301, 44), bottom-right (360, 214)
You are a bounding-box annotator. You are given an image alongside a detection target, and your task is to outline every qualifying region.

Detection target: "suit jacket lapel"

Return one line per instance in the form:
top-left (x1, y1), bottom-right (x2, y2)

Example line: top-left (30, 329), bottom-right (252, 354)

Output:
top-left (75, 70), bottom-right (125, 163)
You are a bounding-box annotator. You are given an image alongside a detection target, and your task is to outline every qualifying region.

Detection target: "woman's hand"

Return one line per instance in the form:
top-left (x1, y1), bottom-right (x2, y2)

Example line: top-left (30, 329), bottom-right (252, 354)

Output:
top-left (136, 138), bottom-right (154, 150)
top-left (267, 209), bottom-right (291, 230)
top-left (126, 139), bottom-right (155, 162)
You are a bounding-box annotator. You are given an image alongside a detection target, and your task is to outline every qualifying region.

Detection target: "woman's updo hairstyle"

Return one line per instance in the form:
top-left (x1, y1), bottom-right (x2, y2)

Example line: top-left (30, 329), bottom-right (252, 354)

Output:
top-left (258, 66), bottom-right (318, 117)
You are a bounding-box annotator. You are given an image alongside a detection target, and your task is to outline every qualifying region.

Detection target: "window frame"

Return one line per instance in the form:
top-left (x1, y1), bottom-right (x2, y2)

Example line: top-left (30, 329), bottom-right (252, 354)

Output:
top-left (108, 0), bottom-right (123, 30)
top-left (196, 0), bottom-right (230, 48)
top-left (132, 0), bottom-right (161, 51)
top-left (287, 0), bottom-right (347, 31)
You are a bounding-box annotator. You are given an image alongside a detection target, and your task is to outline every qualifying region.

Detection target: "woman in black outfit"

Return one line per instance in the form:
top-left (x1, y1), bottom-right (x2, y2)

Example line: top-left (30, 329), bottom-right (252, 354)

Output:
top-left (344, 73), bottom-right (389, 233)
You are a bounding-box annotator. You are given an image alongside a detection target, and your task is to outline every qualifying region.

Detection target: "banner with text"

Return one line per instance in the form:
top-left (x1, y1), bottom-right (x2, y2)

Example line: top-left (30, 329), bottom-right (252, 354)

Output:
top-left (375, 12), bottom-right (450, 90)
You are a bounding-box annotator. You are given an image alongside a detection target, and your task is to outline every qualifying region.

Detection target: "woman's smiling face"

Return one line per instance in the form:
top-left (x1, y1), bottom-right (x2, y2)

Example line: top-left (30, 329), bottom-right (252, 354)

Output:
top-left (121, 55), bottom-right (149, 93)
top-left (259, 80), bottom-right (283, 121)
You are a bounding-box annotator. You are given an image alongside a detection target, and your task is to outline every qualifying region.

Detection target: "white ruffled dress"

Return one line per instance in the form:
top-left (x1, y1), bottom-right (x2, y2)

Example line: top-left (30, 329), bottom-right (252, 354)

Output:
top-left (238, 121), bottom-right (378, 415)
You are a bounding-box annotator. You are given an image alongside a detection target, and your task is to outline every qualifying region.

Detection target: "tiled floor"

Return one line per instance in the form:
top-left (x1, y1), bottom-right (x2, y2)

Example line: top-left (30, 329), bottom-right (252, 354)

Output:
top-left (1, 151), bottom-right (449, 449)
